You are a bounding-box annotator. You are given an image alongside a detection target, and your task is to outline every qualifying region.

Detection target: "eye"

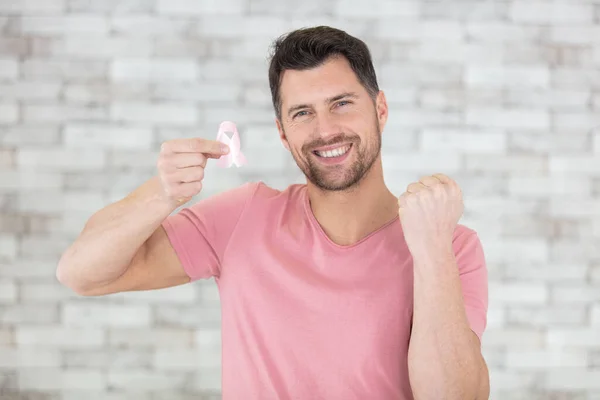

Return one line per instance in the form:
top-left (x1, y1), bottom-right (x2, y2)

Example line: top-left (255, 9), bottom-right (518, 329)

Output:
top-left (293, 110), bottom-right (309, 119)
top-left (336, 100), bottom-right (350, 107)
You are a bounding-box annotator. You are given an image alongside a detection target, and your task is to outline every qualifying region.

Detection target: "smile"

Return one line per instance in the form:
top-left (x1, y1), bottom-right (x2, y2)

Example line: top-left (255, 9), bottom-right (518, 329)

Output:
top-left (314, 144), bottom-right (352, 158)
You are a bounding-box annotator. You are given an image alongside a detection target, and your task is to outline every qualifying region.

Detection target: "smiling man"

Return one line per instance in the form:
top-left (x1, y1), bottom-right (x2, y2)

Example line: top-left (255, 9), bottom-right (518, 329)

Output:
top-left (57, 26), bottom-right (489, 400)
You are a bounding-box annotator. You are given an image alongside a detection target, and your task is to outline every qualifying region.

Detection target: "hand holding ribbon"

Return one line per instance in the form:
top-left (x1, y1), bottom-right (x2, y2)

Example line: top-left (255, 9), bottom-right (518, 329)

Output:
top-left (215, 121), bottom-right (247, 168)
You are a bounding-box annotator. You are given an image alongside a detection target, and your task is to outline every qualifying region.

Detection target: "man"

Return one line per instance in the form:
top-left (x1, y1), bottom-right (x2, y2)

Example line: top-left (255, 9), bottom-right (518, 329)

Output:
top-left (57, 26), bottom-right (489, 400)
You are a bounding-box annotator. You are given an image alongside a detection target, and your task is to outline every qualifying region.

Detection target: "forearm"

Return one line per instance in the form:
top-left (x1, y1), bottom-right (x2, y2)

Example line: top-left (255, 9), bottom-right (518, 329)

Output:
top-left (407, 249), bottom-right (484, 400)
top-left (56, 176), bottom-right (175, 291)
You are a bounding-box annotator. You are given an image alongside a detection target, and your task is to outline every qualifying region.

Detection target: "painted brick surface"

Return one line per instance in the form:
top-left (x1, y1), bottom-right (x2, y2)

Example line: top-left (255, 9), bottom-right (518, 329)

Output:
top-left (1, 0), bottom-right (599, 398)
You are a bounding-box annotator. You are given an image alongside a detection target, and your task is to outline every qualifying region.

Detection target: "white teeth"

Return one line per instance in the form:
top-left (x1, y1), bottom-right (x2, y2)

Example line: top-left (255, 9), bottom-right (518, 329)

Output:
top-left (316, 145), bottom-right (350, 158)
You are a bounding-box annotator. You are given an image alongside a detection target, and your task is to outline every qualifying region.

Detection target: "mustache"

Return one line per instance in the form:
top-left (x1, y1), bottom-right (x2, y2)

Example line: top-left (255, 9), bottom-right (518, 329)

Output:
top-left (303, 134), bottom-right (360, 153)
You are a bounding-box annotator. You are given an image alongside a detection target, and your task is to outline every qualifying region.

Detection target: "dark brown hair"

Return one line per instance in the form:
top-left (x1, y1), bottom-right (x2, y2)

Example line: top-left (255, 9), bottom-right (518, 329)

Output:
top-left (267, 26), bottom-right (380, 121)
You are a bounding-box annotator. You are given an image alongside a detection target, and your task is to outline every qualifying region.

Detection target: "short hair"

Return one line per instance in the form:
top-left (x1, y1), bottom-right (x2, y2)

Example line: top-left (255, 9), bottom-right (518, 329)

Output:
top-left (267, 26), bottom-right (380, 121)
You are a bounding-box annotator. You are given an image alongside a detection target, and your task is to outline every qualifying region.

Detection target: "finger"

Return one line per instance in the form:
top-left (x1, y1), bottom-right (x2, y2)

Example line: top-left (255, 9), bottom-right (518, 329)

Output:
top-left (407, 182), bottom-right (426, 193)
top-left (171, 153), bottom-right (208, 169)
top-left (163, 138), bottom-right (229, 156)
top-left (170, 166), bottom-right (205, 183)
top-left (419, 175), bottom-right (441, 187)
top-left (432, 173), bottom-right (451, 184)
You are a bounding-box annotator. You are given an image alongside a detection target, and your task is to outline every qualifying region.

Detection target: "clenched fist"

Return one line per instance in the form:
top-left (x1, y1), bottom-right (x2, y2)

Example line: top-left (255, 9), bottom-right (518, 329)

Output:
top-left (157, 138), bottom-right (229, 208)
top-left (397, 174), bottom-right (464, 259)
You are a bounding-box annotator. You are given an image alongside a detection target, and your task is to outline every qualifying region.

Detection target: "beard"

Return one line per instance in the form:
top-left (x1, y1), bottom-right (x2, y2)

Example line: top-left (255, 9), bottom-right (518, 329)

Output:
top-left (289, 119), bottom-right (382, 192)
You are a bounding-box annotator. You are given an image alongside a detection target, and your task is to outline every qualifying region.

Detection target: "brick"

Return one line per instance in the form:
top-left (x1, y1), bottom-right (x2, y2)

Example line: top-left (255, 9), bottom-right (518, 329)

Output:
top-left (110, 58), bottom-right (198, 82)
top-left (154, 305), bottom-right (221, 329)
top-left (0, 103), bottom-right (18, 124)
top-left (18, 368), bottom-right (106, 391)
top-left (110, 102), bottom-right (198, 125)
top-left (157, 0), bottom-right (245, 15)
top-left (508, 306), bottom-right (587, 327)
top-left (382, 153), bottom-right (461, 174)
top-left (63, 349), bottom-right (152, 369)
top-left (544, 370), bottom-right (600, 390)
top-left (506, 350), bottom-right (587, 369)
top-left (548, 26), bottom-right (600, 45)
top-left (510, 2), bottom-right (594, 24)
top-left (465, 66), bottom-right (550, 89)
top-left (0, 124), bottom-right (59, 147)
top-left (0, 0), bottom-right (65, 13)
top-left (19, 280), bottom-right (79, 302)
top-left (0, 347), bottom-right (60, 368)
top-left (19, 234), bottom-right (73, 258)
top-left (62, 302), bottom-right (152, 327)
top-left (64, 124), bottom-right (154, 150)
top-left (111, 15), bottom-right (191, 35)
top-left (67, 0), bottom-right (155, 13)
top-left (591, 304), bottom-right (600, 326)
top-left (108, 328), bottom-right (194, 348)
top-left (421, 1), bottom-right (508, 21)
top-left (552, 68), bottom-right (600, 90)
top-left (21, 59), bottom-right (106, 80)
top-left (15, 326), bottom-right (105, 348)
top-left (17, 148), bottom-right (106, 171)
top-left (20, 16), bottom-right (108, 34)
top-left (408, 42), bottom-right (467, 63)
top-left (154, 37), bottom-right (210, 57)
top-left (0, 57), bottom-right (18, 79)
top-left (506, 89), bottom-right (590, 110)
top-left (0, 38), bottom-right (28, 56)
top-left (107, 150), bottom-right (158, 169)
top-left (0, 328), bottom-right (12, 345)
top-left (508, 176), bottom-right (591, 198)
top-left (484, 238), bottom-right (548, 264)
top-left (22, 104), bottom-right (107, 123)
top-left (466, 22), bottom-right (544, 42)
top-left (196, 16), bottom-right (290, 38)
top-left (554, 112), bottom-right (600, 131)
top-left (52, 36), bottom-right (153, 58)
top-left (333, 0), bottom-right (419, 18)
top-left (375, 20), bottom-right (464, 41)
top-left (189, 369), bottom-right (222, 392)
top-left (489, 282), bottom-right (549, 305)
top-left (0, 81), bottom-right (62, 101)
top-left (550, 156), bottom-right (600, 174)
top-left (0, 259), bottom-right (58, 278)
top-left (0, 171), bottom-right (63, 191)
top-left (0, 234), bottom-right (17, 260)
top-left (420, 129), bottom-right (506, 154)
top-left (551, 285), bottom-right (600, 305)
top-left (465, 154), bottom-right (546, 173)
top-left (466, 108), bottom-right (550, 130)
top-left (114, 285), bottom-right (197, 304)
top-left (153, 347), bottom-right (220, 370)
top-left (484, 328), bottom-right (545, 350)
top-left (107, 370), bottom-right (187, 390)
top-left (0, 280), bottom-right (16, 303)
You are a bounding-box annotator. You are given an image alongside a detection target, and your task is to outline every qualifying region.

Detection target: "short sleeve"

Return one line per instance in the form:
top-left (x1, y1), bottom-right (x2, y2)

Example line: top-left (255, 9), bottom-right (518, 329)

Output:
top-left (453, 228), bottom-right (489, 343)
top-left (161, 182), bottom-right (259, 281)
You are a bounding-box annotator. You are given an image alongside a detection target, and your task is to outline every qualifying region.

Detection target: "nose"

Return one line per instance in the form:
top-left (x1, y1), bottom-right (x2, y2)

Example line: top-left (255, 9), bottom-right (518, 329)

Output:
top-left (314, 113), bottom-right (343, 143)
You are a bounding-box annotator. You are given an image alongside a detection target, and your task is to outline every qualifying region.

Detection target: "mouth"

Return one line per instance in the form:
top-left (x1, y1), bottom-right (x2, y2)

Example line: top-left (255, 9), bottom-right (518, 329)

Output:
top-left (313, 143), bottom-right (352, 158)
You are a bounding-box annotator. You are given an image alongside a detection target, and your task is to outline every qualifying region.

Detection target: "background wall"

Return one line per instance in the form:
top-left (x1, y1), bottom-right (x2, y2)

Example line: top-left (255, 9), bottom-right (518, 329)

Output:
top-left (1, 0), bottom-right (600, 399)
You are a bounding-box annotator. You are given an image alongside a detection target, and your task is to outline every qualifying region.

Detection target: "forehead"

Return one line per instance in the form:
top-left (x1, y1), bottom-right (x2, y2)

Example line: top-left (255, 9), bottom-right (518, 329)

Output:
top-left (279, 56), bottom-right (364, 108)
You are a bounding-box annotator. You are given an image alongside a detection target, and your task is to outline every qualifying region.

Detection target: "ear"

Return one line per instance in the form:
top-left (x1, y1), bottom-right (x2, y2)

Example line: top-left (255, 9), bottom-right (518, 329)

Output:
top-left (375, 90), bottom-right (388, 132)
top-left (276, 118), bottom-right (290, 151)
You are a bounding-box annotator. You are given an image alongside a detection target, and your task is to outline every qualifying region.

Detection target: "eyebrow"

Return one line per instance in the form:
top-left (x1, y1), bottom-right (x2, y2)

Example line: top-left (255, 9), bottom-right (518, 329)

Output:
top-left (286, 92), bottom-right (359, 117)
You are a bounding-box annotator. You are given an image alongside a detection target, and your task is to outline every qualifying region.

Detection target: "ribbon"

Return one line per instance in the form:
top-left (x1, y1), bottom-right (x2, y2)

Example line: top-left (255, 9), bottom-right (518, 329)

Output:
top-left (215, 121), bottom-right (247, 168)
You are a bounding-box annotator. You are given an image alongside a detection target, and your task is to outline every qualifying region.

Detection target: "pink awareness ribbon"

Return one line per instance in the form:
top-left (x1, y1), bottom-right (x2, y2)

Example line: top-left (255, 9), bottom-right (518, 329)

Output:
top-left (215, 121), bottom-right (247, 168)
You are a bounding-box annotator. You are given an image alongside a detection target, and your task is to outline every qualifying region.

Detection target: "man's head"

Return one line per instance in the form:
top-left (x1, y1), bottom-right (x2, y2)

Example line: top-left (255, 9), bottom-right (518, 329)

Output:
top-left (268, 26), bottom-right (388, 192)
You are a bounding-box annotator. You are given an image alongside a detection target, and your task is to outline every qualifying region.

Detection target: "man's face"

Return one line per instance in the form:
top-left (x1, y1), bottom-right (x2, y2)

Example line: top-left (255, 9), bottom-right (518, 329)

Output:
top-left (276, 56), bottom-right (388, 192)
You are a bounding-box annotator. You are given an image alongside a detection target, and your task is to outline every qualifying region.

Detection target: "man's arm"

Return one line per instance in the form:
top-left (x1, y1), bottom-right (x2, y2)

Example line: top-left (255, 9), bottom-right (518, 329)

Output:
top-left (407, 249), bottom-right (489, 400)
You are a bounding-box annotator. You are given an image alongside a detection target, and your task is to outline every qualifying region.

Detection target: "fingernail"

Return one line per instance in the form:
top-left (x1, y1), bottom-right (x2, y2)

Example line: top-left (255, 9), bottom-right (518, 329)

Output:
top-left (221, 144), bottom-right (230, 153)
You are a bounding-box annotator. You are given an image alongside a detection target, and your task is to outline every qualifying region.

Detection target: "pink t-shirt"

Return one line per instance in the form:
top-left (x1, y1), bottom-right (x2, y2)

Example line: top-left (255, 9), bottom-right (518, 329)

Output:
top-left (161, 182), bottom-right (488, 400)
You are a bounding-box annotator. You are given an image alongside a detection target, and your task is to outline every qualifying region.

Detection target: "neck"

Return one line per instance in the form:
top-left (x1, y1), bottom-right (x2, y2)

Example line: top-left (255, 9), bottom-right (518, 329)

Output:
top-left (306, 159), bottom-right (399, 246)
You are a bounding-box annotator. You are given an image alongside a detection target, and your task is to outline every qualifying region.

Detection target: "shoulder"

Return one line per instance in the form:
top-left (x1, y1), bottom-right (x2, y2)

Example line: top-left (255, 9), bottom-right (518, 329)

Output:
top-left (452, 224), bottom-right (486, 271)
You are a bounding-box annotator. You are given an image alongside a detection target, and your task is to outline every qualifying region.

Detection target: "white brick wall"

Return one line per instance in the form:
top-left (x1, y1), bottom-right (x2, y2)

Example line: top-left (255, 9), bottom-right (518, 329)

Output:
top-left (1, 0), bottom-right (599, 399)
